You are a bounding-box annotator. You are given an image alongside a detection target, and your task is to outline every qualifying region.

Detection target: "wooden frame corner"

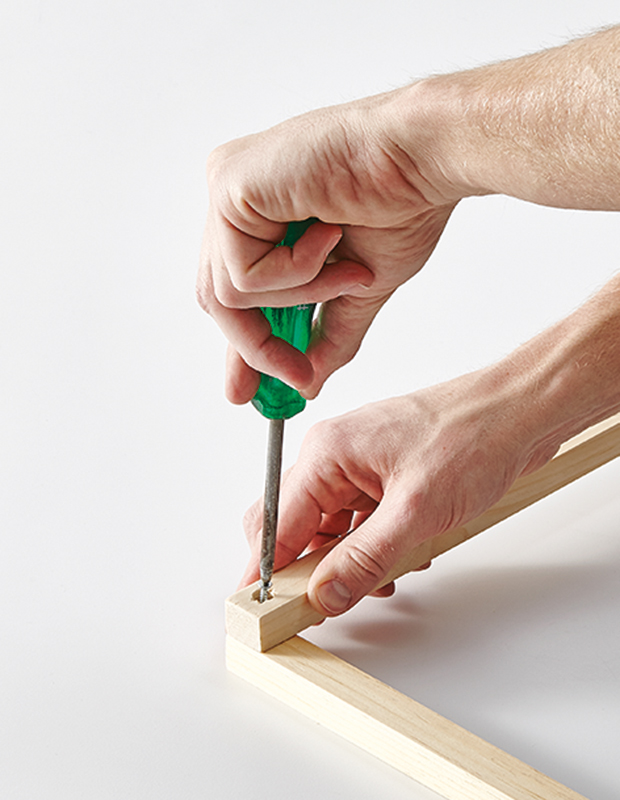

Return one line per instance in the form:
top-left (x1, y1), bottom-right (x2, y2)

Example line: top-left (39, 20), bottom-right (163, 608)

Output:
top-left (226, 412), bottom-right (620, 799)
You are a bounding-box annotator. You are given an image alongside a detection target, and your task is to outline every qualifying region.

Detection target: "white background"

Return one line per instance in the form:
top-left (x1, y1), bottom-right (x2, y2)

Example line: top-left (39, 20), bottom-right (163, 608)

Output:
top-left (2, 2), bottom-right (620, 798)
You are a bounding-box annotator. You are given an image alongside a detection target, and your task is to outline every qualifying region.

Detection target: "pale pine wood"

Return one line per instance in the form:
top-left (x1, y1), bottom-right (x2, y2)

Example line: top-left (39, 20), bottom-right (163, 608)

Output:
top-left (226, 411), bottom-right (620, 651)
top-left (226, 542), bottom-right (332, 650)
top-left (227, 635), bottom-right (588, 800)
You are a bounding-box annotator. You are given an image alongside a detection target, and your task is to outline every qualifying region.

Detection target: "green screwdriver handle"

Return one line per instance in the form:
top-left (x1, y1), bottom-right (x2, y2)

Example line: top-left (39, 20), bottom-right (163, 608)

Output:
top-left (251, 219), bottom-right (317, 420)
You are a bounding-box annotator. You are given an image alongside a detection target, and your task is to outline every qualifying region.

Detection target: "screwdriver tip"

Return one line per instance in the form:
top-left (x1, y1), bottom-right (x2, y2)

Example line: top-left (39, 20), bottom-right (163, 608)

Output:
top-left (258, 580), bottom-right (272, 603)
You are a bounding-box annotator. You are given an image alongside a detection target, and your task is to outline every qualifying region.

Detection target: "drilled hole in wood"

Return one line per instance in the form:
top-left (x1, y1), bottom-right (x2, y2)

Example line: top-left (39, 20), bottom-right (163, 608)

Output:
top-left (251, 587), bottom-right (274, 603)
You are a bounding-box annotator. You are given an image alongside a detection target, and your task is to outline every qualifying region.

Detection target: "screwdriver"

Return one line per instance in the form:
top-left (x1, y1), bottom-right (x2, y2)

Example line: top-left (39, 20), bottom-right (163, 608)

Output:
top-left (251, 219), bottom-right (317, 602)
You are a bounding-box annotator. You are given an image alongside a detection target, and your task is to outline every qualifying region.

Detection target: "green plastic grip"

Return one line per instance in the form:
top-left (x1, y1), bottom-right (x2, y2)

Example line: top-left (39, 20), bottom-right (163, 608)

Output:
top-left (251, 219), bottom-right (316, 420)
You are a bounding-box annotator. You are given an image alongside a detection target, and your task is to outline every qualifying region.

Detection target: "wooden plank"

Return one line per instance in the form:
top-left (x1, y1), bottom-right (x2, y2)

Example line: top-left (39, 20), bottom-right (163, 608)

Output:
top-left (226, 411), bottom-right (620, 651)
top-left (226, 634), bottom-right (588, 800)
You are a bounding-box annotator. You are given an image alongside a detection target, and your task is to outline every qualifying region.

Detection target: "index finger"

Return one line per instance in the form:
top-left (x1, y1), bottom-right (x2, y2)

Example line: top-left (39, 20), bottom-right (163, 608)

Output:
top-left (210, 208), bottom-right (344, 294)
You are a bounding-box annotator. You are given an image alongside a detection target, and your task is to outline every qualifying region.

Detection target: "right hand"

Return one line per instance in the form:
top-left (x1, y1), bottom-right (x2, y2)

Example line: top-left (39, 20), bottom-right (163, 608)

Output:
top-left (197, 89), bottom-right (460, 402)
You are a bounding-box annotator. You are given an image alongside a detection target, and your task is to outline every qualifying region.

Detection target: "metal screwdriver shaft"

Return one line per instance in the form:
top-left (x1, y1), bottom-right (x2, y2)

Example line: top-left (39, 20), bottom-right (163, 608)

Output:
top-left (259, 418), bottom-right (285, 602)
top-left (251, 219), bottom-right (318, 604)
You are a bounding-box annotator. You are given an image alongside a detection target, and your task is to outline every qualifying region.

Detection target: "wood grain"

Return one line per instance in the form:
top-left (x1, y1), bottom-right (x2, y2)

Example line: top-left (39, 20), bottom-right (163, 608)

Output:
top-left (227, 634), bottom-right (588, 800)
top-left (226, 411), bottom-right (620, 651)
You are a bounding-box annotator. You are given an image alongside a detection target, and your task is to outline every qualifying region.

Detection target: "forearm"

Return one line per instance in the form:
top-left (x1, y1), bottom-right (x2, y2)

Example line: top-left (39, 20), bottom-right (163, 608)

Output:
top-left (387, 26), bottom-right (620, 209)
top-left (490, 272), bottom-right (620, 473)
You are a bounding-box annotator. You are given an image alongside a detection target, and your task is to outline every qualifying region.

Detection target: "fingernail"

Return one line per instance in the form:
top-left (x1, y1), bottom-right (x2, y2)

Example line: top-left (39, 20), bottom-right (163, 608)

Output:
top-left (316, 580), bottom-right (352, 614)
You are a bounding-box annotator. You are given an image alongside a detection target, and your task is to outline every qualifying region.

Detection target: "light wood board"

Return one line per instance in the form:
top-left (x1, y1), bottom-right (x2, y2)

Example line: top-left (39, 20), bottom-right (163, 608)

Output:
top-left (227, 635), bottom-right (589, 800)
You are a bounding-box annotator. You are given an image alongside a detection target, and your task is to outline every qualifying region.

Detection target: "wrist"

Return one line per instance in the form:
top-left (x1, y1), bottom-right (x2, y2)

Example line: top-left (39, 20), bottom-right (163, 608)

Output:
top-left (375, 81), bottom-right (474, 207)
top-left (385, 73), bottom-right (520, 203)
top-left (380, 68), bottom-right (539, 204)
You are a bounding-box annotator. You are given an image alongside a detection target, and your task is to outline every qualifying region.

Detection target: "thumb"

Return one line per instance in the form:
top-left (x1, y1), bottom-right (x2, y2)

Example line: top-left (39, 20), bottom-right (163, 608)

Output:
top-left (307, 496), bottom-right (410, 616)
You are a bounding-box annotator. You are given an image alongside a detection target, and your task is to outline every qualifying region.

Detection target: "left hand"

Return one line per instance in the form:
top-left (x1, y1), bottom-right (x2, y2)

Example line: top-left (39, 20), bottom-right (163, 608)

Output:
top-left (239, 366), bottom-right (559, 616)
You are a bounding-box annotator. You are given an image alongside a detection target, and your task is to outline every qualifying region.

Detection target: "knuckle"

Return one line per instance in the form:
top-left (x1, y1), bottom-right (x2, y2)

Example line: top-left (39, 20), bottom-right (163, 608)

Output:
top-left (206, 142), bottom-right (231, 182)
top-left (196, 272), bottom-right (240, 314)
top-left (202, 262), bottom-right (248, 310)
top-left (213, 279), bottom-right (242, 309)
top-left (304, 418), bottom-right (341, 454)
top-left (228, 270), bottom-right (255, 295)
top-left (343, 540), bottom-right (390, 587)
